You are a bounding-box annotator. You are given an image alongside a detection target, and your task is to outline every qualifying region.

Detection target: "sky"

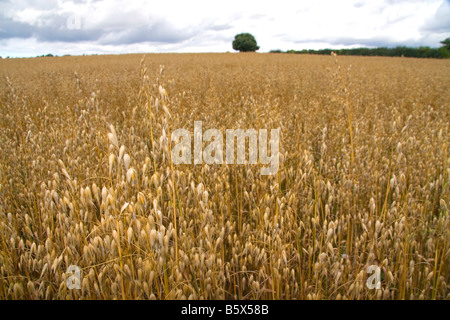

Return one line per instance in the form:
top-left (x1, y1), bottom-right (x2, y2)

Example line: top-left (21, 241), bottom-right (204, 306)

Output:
top-left (1, 0), bottom-right (450, 57)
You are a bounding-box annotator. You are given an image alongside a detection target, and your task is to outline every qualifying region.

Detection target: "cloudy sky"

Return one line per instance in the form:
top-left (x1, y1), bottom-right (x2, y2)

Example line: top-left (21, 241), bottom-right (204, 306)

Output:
top-left (1, 0), bottom-right (449, 57)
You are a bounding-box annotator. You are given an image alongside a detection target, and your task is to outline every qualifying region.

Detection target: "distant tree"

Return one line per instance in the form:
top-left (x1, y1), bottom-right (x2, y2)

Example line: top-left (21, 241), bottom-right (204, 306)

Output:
top-left (232, 33), bottom-right (260, 52)
top-left (438, 46), bottom-right (449, 58)
top-left (438, 38), bottom-right (450, 58)
top-left (440, 38), bottom-right (450, 50)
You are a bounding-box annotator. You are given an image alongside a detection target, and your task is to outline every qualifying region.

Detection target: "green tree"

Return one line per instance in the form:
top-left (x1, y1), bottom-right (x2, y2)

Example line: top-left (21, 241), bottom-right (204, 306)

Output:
top-left (232, 33), bottom-right (260, 52)
top-left (439, 38), bottom-right (450, 58)
top-left (440, 37), bottom-right (450, 50)
top-left (438, 46), bottom-right (449, 58)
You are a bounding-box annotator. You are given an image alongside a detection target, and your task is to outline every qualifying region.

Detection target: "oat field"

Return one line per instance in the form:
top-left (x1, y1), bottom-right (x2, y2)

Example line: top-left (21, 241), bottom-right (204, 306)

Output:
top-left (0, 53), bottom-right (448, 300)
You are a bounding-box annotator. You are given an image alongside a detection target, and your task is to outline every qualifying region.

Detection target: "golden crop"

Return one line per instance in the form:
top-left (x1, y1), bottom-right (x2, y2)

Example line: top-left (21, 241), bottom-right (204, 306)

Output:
top-left (0, 53), bottom-right (448, 299)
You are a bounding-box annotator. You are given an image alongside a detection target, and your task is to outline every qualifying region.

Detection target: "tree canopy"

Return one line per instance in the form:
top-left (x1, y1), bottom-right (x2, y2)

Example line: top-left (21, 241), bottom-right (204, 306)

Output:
top-left (232, 33), bottom-right (260, 52)
top-left (440, 38), bottom-right (450, 50)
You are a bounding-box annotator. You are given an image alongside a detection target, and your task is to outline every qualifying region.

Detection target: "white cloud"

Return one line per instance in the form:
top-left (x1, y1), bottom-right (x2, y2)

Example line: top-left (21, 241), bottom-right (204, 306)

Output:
top-left (0, 0), bottom-right (449, 57)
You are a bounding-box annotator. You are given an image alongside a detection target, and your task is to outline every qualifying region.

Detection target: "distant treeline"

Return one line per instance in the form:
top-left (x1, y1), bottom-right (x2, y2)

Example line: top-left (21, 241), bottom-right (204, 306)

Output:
top-left (270, 46), bottom-right (450, 59)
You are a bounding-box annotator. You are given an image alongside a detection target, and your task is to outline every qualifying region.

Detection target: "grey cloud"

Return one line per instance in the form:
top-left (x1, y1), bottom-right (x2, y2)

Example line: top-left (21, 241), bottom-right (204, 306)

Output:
top-left (0, 8), bottom-right (199, 44)
top-left (202, 32), bottom-right (234, 43)
top-left (208, 24), bottom-right (233, 31)
top-left (0, 0), bottom-right (57, 10)
top-left (0, 1), bottom-right (241, 46)
top-left (289, 36), bottom-right (437, 48)
top-left (0, 16), bottom-right (33, 38)
top-left (99, 20), bottom-right (196, 45)
top-left (421, 0), bottom-right (450, 33)
top-left (0, 12), bottom-right (104, 42)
